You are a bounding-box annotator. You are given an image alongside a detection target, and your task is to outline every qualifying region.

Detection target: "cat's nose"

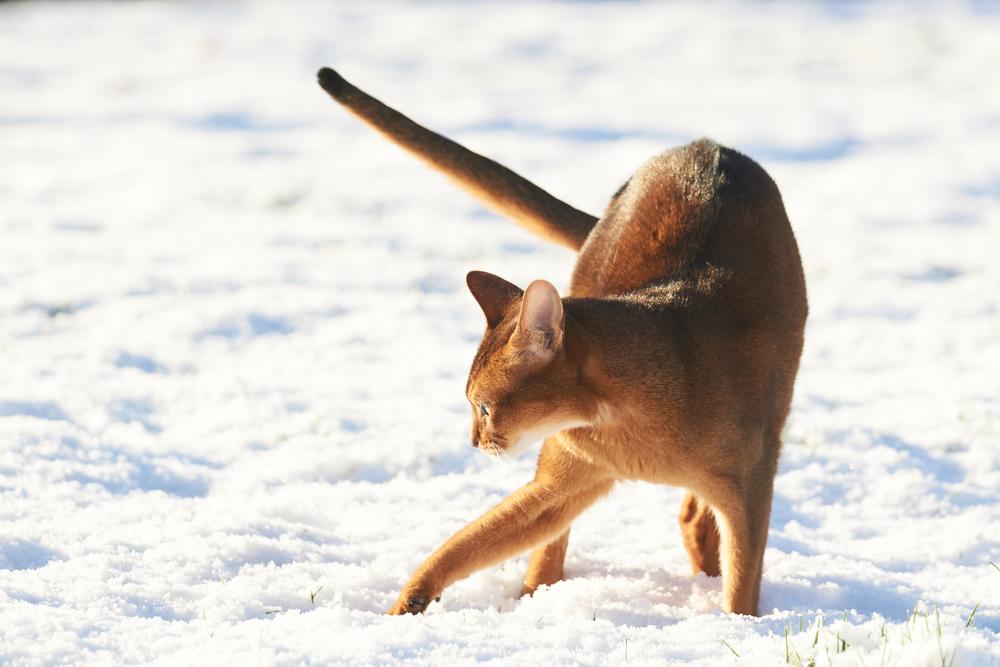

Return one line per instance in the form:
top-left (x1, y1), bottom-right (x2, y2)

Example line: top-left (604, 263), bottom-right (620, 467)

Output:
top-left (471, 439), bottom-right (479, 448)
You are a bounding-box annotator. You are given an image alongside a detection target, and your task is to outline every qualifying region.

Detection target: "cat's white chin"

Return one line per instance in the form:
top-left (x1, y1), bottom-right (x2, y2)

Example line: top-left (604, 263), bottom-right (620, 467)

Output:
top-left (504, 418), bottom-right (589, 457)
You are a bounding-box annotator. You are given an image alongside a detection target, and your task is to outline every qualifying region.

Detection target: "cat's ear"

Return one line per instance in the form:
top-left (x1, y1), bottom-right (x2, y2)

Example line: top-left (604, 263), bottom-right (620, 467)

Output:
top-left (467, 271), bottom-right (523, 327)
top-left (514, 280), bottom-right (564, 361)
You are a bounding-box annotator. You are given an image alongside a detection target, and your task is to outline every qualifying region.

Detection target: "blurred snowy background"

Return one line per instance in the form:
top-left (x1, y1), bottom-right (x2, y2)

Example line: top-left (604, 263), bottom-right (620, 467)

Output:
top-left (1, 1), bottom-right (999, 665)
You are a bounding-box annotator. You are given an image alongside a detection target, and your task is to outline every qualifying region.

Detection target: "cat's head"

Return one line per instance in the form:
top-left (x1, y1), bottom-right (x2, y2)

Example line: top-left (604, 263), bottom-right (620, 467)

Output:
top-left (464, 271), bottom-right (589, 457)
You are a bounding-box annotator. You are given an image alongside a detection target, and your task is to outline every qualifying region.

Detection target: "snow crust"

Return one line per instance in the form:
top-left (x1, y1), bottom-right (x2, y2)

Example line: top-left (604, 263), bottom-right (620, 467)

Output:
top-left (1, 1), bottom-right (999, 665)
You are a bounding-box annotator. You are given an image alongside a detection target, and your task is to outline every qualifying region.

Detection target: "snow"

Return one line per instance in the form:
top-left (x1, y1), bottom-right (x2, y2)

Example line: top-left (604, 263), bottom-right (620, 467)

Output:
top-left (2, 1), bottom-right (999, 665)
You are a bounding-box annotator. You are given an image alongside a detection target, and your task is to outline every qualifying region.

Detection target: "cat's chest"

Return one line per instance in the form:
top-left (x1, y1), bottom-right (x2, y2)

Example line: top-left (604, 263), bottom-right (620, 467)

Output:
top-left (555, 423), bottom-right (692, 485)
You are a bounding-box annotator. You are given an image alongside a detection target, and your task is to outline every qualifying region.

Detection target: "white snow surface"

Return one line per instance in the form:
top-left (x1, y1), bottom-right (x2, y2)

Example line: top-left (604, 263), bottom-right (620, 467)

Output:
top-left (2, 1), bottom-right (1000, 665)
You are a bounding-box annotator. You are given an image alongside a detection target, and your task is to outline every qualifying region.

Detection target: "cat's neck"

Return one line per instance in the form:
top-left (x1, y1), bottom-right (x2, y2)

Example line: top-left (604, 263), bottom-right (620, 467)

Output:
top-left (562, 297), bottom-right (682, 427)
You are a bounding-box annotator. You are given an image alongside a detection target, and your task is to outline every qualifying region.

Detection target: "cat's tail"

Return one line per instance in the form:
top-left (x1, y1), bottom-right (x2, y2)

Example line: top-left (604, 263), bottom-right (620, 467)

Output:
top-left (317, 67), bottom-right (597, 251)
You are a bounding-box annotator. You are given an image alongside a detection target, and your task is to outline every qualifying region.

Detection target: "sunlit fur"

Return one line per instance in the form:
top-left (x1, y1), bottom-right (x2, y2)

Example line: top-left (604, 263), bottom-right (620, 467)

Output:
top-left (319, 68), bottom-right (807, 618)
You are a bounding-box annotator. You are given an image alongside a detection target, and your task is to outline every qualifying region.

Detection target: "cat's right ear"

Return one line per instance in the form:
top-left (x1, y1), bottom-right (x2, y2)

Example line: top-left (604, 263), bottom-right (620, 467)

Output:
top-left (467, 271), bottom-right (523, 328)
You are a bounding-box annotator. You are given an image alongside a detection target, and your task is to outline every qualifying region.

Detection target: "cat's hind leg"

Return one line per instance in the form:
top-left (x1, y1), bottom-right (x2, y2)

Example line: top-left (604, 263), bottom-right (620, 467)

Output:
top-left (678, 491), bottom-right (721, 576)
top-left (701, 470), bottom-right (773, 616)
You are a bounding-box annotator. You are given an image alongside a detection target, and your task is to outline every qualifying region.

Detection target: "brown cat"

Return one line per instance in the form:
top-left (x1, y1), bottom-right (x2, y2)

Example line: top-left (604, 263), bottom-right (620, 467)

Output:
top-left (317, 67), bottom-right (807, 616)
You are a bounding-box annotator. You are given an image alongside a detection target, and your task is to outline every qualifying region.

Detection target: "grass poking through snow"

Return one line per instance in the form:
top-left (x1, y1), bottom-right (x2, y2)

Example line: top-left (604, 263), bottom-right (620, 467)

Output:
top-left (765, 607), bottom-right (987, 667)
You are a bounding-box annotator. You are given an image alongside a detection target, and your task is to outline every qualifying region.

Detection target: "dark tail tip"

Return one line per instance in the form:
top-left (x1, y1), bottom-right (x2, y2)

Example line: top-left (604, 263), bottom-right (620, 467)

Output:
top-left (317, 67), bottom-right (348, 98)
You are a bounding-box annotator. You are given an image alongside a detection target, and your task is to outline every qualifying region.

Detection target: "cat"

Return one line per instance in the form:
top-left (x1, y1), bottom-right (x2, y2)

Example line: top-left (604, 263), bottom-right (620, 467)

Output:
top-left (317, 67), bottom-right (807, 616)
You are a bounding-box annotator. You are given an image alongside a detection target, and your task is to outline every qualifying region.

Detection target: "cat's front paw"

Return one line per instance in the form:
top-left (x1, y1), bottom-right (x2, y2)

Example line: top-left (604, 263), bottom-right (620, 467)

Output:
top-left (387, 582), bottom-right (441, 615)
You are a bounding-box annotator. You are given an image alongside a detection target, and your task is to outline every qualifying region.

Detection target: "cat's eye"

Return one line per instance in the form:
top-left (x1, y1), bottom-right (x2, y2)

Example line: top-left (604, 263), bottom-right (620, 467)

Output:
top-left (479, 403), bottom-right (490, 418)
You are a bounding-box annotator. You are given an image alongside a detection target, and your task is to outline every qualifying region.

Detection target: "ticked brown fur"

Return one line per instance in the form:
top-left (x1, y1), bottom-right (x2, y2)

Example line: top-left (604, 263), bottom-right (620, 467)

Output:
top-left (318, 68), bottom-right (807, 616)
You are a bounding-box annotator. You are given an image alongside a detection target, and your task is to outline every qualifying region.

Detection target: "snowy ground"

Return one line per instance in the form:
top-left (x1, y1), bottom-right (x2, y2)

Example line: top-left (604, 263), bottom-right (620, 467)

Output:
top-left (2, 1), bottom-right (1000, 665)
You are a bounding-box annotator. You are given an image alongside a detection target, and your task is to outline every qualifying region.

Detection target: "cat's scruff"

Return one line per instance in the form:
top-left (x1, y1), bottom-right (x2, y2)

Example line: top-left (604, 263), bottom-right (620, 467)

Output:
top-left (317, 67), bottom-right (807, 616)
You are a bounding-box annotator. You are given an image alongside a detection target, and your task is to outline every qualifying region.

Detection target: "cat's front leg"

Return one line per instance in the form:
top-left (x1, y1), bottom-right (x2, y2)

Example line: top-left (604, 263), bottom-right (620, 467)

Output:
top-left (386, 481), bottom-right (561, 615)
top-left (387, 448), bottom-right (612, 615)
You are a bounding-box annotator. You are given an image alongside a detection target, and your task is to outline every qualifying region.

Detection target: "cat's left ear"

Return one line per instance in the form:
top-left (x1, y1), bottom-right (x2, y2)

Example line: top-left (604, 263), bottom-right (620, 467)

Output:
top-left (467, 271), bottom-right (524, 327)
top-left (514, 280), bottom-right (564, 362)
